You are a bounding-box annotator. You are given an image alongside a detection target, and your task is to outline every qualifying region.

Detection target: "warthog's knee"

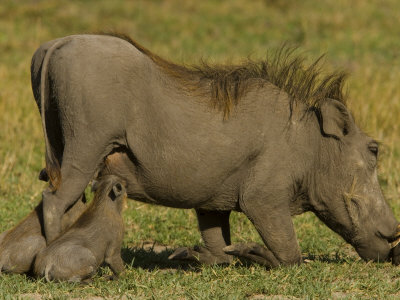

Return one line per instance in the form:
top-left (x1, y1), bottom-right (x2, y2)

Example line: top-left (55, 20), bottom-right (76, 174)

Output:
top-left (276, 250), bottom-right (302, 266)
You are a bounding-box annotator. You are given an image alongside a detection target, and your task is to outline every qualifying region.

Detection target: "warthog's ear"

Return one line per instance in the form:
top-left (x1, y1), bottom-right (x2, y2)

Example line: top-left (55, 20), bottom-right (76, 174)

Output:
top-left (317, 99), bottom-right (354, 140)
top-left (110, 182), bottom-right (124, 200)
top-left (91, 180), bottom-right (99, 192)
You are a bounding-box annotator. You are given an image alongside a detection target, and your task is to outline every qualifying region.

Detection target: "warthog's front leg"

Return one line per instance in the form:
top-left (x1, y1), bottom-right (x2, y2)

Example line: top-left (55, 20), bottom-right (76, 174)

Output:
top-left (169, 210), bottom-right (232, 264)
top-left (226, 194), bottom-right (302, 268)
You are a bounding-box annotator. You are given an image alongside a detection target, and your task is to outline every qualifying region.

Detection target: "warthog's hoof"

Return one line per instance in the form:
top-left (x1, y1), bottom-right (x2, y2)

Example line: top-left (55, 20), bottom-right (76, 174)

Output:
top-left (223, 243), bottom-right (280, 268)
top-left (169, 246), bottom-right (231, 265)
top-left (168, 247), bottom-right (196, 261)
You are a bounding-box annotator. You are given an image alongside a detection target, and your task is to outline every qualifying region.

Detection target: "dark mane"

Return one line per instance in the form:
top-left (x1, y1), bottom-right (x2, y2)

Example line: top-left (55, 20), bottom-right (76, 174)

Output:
top-left (105, 33), bottom-right (348, 118)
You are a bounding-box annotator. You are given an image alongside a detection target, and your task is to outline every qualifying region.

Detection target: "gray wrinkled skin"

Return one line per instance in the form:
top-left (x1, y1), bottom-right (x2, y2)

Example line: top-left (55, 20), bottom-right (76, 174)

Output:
top-left (31, 34), bottom-right (399, 267)
top-left (34, 175), bottom-right (125, 282)
top-left (0, 197), bottom-right (86, 274)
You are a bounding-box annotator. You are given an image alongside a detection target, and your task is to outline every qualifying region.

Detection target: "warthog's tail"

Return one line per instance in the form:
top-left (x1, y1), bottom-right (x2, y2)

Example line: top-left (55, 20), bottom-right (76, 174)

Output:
top-left (40, 39), bottom-right (70, 191)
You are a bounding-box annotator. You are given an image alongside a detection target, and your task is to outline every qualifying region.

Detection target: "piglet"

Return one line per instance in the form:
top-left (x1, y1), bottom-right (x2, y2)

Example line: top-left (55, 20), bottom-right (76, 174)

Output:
top-left (34, 175), bottom-right (126, 282)
top-left (0, 196), bottom-right (87, 274)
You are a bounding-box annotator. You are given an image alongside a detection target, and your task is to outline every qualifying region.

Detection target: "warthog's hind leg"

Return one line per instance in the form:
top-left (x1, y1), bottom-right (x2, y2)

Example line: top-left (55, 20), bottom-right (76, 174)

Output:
top-left (169, 210), bottom-right (232, 265)
top-left (42, 142), bottom-right (113, 243)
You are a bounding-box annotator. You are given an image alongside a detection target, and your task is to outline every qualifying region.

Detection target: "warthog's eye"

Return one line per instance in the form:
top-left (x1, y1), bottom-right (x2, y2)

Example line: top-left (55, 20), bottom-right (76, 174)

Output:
top-left (368, 141), bottom-right (379, 157)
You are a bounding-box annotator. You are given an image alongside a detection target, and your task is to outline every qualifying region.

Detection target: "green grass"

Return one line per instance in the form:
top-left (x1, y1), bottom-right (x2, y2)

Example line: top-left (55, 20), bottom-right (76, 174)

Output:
top-left (1, 0), bottom-right (400, 298)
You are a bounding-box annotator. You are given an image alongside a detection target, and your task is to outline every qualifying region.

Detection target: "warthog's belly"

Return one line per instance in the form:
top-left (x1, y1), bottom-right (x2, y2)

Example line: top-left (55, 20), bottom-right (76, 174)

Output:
top-left (125, 174), bottom-right (240, 211)
top-left (102, 151), bottom-right (242, 211)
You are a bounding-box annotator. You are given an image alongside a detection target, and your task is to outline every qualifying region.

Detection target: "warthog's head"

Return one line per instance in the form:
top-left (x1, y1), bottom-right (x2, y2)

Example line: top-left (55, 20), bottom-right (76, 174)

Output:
top-left (308, 99), bottom-right (399, 262)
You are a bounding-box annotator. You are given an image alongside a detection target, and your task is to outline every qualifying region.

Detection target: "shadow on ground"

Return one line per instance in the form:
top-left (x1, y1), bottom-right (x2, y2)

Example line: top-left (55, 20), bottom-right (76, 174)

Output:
top-left (303, 253), bottom-right (359, 264)
top-left (121, 241), bottom-right (360, 271)
top-left (121, 241), bottom-right (198, 271)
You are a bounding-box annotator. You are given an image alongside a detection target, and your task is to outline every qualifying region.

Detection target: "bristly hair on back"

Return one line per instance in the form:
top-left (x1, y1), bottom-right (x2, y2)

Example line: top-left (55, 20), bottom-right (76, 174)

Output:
top-left (103, 32), bottom-right (348, 119)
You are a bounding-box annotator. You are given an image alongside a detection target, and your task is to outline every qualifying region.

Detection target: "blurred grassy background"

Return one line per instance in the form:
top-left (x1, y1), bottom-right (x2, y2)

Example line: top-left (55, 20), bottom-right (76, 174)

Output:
top-left (1, 0), bottom-right (400, 298)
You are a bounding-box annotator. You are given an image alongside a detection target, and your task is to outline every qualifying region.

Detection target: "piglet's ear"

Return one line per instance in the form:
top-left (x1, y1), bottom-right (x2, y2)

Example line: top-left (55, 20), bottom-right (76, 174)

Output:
top-left (317, 99), bottom-right (354, 140)
top-left (110, 182), bottom-right (124, 200)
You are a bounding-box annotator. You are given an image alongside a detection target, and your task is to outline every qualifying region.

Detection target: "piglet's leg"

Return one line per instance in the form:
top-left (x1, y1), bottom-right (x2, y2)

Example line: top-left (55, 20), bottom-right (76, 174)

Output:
top-left (104, 246), bottom-right (125, 279)
top-left (107, 255), bottom-right (125, 277)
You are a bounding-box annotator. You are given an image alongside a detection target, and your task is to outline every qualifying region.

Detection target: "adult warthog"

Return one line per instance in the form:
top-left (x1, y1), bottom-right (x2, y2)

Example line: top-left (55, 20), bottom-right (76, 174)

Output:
top-left (31, 33), bottom-right (400, 267)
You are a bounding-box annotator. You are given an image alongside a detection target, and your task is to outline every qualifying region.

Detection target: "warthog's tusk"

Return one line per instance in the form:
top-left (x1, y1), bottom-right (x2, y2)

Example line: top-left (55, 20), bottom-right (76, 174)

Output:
top-left (391, 237), bottom-right (400, 249)
top-left (390, 225), bottom-right (400, 248)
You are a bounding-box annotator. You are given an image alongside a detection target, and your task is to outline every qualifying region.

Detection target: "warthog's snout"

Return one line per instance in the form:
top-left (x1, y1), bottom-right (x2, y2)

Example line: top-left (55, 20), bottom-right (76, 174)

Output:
top-left (354, 223), bottom-right (400, 263)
